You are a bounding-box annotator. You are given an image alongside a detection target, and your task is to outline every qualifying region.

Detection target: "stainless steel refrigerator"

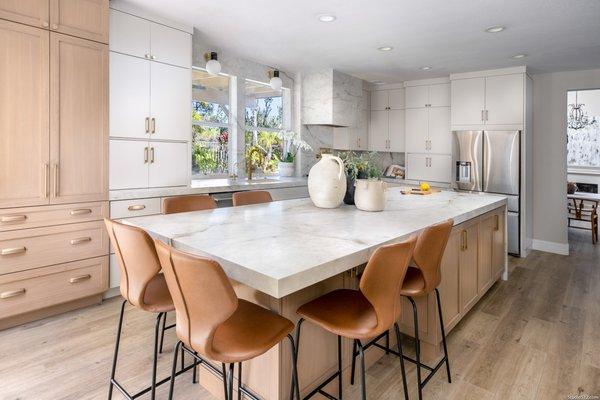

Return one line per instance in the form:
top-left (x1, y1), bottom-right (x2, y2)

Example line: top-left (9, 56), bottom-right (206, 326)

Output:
top-left (452, 130), bottom-right (520, 255)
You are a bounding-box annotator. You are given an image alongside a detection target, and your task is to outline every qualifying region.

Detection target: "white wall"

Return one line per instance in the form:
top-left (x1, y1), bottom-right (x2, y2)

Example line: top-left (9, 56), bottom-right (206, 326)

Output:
top-left (532, 68), bottom-right (600, 249)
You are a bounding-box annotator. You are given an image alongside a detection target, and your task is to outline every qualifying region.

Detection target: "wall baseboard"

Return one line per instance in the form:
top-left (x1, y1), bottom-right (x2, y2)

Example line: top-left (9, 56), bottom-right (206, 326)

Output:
top-left (531, 239), bottom-right (569, 255)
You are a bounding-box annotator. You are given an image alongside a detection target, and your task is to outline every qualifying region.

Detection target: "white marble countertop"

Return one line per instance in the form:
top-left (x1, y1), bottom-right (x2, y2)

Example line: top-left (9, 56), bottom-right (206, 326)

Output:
top-left (109, 177), bottom-right (308, 201)
top-left (124, 189), bottom-right (507, 298)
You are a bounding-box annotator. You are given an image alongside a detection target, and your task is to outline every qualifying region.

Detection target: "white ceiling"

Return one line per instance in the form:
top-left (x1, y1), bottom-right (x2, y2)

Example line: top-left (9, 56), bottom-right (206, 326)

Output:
top-left (125, 0), bottom-right (600, 83)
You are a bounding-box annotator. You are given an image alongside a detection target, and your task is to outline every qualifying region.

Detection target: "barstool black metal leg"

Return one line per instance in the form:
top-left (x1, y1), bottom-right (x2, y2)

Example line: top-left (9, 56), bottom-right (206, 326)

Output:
top-left (350, 339), bottom-right (357, 385)
top-left (159, 311), bottom-right (167, 354)
top-left (337, 335), bottom-right (343, 400)
top-left (108, 300), bottom-right (127, 400)
top-left (356, 340), bottom-right (367, 400)
top-left (385, 330), bottom-right (390, 354)
top-left (435, 288), bottom-right (451, 383)
top-left (237, 362), bottom-right (243, 400)
top-left (222, 363), bottom-right (229, 400)
top-left (394, 323), bottom-right (410, 400)
top-left (286, 334), bottom-right (301, 400)
top-left (227, 363), bottom-right (235, 400)
top-left (168, 340), bottom-right (182, 400)
top-left (289, 319), bottom-right (303, 400)
top-left (408, 296), bottom-right (423, 400)
top-left (193, 351), bottom-right (199, 384)
top-left (150, 312), bottom-right (163, 400)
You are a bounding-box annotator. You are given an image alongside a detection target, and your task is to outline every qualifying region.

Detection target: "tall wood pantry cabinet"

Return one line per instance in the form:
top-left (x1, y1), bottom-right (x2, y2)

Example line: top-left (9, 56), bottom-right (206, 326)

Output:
top-left (0, 0), bottom-right (109, 329)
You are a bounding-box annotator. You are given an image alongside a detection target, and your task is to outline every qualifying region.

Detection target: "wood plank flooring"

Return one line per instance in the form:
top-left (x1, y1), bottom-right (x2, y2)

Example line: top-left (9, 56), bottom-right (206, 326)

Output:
top-left (0, 229), bottom-right (598, 399)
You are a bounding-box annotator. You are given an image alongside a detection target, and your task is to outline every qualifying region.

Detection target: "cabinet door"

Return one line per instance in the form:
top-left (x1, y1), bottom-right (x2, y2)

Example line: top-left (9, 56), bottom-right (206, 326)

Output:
top-left (405, 153), bottom-right (427, 181)
top-left (429, 83), bottom-right (450, 107)
top-left (485, 74), bottom-right (524, 125)
top-left (0, 0), bottom-right (48, 28)
top-left (49, 0), bottom-right (108, 43)
top-left (388, 88), bottom-right (405, 110)
top-left (478, 215), bottom-right (494, 292)
top-left (492, 209), bottom-right (506, 277)
top-left (109, 9), bottom-right (150, 58)
top-left (148, 142), bottom-right (188, 187)
top-left (109, 53), bottom-right (151, 139)
top-left (0, 20), bottom-right (49, 208)
top-left (451, 77), bottom-right (485, 126)
top-left (332, 127), bottom-right (351, 151)
top-left (459, 222), bottom-right (479, 311)
top-left (405, 85), bottom-right (428, 108)
top-left (428, 107), bottom-right (451, 154)
top-left (405, 108), bottom-right (428, 153)
top-left (370, 90), bottom-right (388, 111)
top-left (427, 154), bottom-right (452, 182)
top-left (109, 140), bottom-right (148, 190)
top-left (150, 22), bottom-right (191, 68)
top-left (439, 228), bottom-right (461, 328)
top-left (388, 109), bottom-right (405, 152)
top-left (369, 110), bottom-right (388, 151)
top-left (50, 33), bottom-right (108, 204)
top-left (150, 63), bottom-right (191, 141)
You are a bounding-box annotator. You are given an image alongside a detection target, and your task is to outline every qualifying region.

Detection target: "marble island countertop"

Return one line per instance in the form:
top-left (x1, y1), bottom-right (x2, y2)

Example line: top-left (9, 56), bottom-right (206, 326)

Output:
top-left (124, 189), bottom-right (507, 298)
top-left (109, 177), bottom-right (308, 201)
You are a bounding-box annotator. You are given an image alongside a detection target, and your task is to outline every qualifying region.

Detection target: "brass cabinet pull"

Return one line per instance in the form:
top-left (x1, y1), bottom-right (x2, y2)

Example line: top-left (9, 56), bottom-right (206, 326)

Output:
top-left (51, 23), bottom-right (58, 30)
top-left (128, 205), bottom-right (146, 211)
top-left (53, 164), bottom-right (59, 197)
top-left (494, 214), bottom-right (500, 231)
top-left (461, 230), bottom-right (468, 251)
top-left (0, 289), bottom-right (26, 299)
top-left (69, 274), bottom-right (91, 284)
top-left (1, 215), bottom-right (27, 224)
top-left (70, 209), bottom-right (92, 216)
top-left (1, 246), bottom-right (27, 256)
top-left (145, 117), bottom-right (150, 133)
top-left (150, 147), bottom-right (155, 163)
top-left (150, 118), bottom-right (156, 134)
top-left (144, 147), bottom-right (149, 163)
top-left (70, 237), bottom-right (92, 245)
top-left (44, 163), bottom-right (49, 198)
top-left (42, 21), bottom-right (49, 28)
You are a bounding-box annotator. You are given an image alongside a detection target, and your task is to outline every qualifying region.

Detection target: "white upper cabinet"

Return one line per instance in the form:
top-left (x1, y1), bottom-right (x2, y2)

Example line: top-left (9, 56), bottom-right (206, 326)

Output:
top-left (150, 62), bottom-right (190, 141)
top-left (371, 90), bottom-right (388, 111)
top-left (405, 86), bottom-right (428, 108)
top-left (405, 83), bottom-right (449, 108)
top-left (429, 83), bottom-right (450, 107)
top-left (428, 107), bottom-right (452, 154)
top-left (150, 22), bottom-right (191, 68)
top-left (388, 110), bottom-right (405, 152)
top-left (405, 108), bottom-right (428, 153)
top-left (451, 77), bottom-right (486, 126)
top-left (109, 52), bottom-right (150, 139)
top-left (369, 110), bottom-right (388, 151)
top-left (388, 89), bottom-right (405, 109)
top-left (484, 74), bottom-right (523, 125)
top-left (109, 10), bottom-right (150, 58)
top-left (369, 87), bottom-right (405, 152)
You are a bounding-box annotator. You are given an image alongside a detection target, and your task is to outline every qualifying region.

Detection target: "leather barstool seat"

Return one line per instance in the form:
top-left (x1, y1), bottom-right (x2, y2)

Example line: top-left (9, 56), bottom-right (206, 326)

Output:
top-left (232, 190), bottom-right (273, 206)
top-left (163, 194), bottom-right (216, 214)
top-left (154, 240), bottom-right (300, 400)
top-left (295, 237), bottom-right (417, 400)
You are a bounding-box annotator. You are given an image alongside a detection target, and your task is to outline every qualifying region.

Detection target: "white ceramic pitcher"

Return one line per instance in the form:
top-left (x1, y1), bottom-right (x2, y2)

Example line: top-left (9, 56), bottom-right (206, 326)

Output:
top-left (354, 179), bottom-right (387, 212)
top-left (307, 154), bottom-right (346, 208)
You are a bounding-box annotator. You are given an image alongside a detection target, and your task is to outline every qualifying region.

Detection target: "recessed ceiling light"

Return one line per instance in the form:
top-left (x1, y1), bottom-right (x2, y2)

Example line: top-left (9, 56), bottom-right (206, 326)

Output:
top-left (511, 53), bottom-right (527, 59)
top-left (485, 25), bottom-right (505, 33)
top-left (378, 46), bottom-right (393, 52)
top-left (317, 14), bottom-right (336, 22)
top-left (420, 66), bottom-right (432, 71)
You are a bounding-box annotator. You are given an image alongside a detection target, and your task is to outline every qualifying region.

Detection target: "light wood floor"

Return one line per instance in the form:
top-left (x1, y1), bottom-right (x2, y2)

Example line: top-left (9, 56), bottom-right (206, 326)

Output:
top-left (1, 229), bottom-right (599, 400)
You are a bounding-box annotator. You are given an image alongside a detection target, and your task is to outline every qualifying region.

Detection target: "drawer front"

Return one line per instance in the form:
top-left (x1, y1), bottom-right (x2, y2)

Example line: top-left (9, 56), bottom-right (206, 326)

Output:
top-left (0, 202), bottom-right (109, 232)
top-left (0, 256), bottom-right (108, 319)
top-left (0, 222), bottom-right (109, 274)
top-left (110, 198), bottom-right (161, 219)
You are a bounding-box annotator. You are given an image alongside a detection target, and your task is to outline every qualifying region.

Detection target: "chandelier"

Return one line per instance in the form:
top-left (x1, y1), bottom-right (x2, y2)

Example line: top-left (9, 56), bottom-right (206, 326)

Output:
top-left (568, 92), bottom-right (597, 130)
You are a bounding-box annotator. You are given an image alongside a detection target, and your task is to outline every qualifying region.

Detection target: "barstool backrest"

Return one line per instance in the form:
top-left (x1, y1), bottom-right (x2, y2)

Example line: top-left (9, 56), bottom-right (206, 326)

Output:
top-left (413, 219), bottom-right (454, 293)
top-left (163, 195), bottom-right (216, 214)
top-left (104, 218), bottom-right (162, 309)
top-left (154, 240), bottom-right (238, 358)
top-left (359, 236), bottom-right (417, 332)
top-left (232, 190), bottom-right (273, 206)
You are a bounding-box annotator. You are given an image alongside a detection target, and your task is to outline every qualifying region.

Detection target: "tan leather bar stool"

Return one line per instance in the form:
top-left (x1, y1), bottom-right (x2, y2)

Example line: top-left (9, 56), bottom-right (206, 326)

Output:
top-left (154, 240), bottom-right (300, 400)
top-left (163, 194), bottom-right (217, 214)
top-left (294, 237), bottom-right (417, 400)
top-left (105, 219), bottom-right (195, 400)
top-left (400, 219), bottom-right (453, 400)
top-left (232, 190), bottom-right (273, 206)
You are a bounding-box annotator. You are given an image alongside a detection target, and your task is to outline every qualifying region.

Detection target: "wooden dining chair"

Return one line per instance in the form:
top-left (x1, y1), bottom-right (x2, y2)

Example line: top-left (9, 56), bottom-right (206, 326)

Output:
top-left (568, 198), bottom-right (598, 244)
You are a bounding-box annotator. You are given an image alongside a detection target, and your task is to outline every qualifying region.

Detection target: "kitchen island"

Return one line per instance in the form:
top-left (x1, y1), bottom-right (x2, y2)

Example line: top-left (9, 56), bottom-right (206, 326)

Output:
top-left (125, 189), bottom-right (507, 399)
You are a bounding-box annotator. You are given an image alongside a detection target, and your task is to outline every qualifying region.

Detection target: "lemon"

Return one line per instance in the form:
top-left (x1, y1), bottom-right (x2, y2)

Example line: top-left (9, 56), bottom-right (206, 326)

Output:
top-left (420, 182), bottom-right (430, 191)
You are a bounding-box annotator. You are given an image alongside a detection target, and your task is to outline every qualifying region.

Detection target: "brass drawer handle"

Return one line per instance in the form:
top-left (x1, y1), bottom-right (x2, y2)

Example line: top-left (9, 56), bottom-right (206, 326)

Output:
top-left (1, 246), bottom-right (27, 256)
top-left (70, 237), bottom-right (92, 245)
top-left (44, 163), bottom-right (49, 198)
top-left (128, 205), bottom-right (146, 211)
top-left (0, 215), bottom-right (27, 223)
top-left (0, 289), bottom-right (26, 299)
top-left (461, 230), bottom-right (468, 251)
top-left (69, 274), bottom-right (91, 284)
top-left (70, 209), bottom-right (92, 216)
top-left (145, 117), bottom-right (150, 133)
top-left (150, 117), bottom-right (156, 134)
top-left (494, 214), bottom-right (500, 231)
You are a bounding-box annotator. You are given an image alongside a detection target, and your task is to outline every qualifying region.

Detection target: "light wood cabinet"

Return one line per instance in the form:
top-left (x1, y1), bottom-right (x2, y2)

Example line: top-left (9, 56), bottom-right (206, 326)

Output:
top-left (0, 0), bottom-right (49, 28)
top-left (0, 20), bottom-right (50, 209)
top-left (492, 208), bottom-right (506, 277)
top-left (439, 228), bottom-right (461, 328)
top-left (478, 214), bottom-right (494, 292)
top-left (49, 0), bottom-right (108, 43)
top-left (0, 202), bottom-right (108, 232)
top-left (459, 221), bottom-right (479, 311)
top-left (50, 32), bottom-right (108, 204)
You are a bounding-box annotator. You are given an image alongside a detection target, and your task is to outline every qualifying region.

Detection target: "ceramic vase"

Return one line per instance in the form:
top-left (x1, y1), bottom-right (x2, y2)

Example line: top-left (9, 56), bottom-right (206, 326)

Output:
top-left (308, 154), bottom-right (346, 208)
top-left (278, 161), bottom-right (295, 177)
top-left (354, 179), bottom-right (387, 212)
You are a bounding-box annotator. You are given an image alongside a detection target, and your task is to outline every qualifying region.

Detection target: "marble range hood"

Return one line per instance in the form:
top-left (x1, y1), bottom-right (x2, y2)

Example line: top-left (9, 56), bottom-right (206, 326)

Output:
top-left (301, 69), bottom-right (363, 128)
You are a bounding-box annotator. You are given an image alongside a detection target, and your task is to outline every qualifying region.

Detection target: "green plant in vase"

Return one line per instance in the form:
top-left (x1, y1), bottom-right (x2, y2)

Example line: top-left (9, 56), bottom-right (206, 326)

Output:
top-left (339, 151), bottom-right (382, 204)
